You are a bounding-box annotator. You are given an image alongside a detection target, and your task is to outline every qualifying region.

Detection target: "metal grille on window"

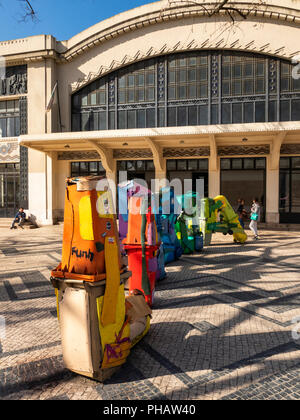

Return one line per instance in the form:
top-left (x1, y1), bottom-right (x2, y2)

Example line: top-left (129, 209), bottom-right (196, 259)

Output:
top-left (72, 51), bottom-right (300, 130)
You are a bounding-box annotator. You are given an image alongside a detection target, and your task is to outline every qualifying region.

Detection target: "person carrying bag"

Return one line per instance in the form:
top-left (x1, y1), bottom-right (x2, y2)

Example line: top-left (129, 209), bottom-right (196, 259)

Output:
top-left (249, 198), bottom-right (260, 240)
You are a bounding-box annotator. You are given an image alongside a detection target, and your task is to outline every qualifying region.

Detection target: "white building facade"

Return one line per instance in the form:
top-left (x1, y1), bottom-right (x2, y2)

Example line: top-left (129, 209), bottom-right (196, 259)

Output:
top-left (0, 0), bottom-right (299, 224)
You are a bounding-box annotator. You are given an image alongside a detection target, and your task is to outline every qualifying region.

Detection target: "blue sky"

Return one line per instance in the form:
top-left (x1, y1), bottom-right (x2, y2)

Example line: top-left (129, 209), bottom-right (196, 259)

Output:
top-left (0, 0), bottom-right (156, 41)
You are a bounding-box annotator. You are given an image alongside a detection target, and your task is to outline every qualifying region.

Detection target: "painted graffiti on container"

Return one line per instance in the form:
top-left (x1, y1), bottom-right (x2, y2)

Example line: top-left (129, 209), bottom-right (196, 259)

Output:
top-left (72, 247), bottom-right (94, 262)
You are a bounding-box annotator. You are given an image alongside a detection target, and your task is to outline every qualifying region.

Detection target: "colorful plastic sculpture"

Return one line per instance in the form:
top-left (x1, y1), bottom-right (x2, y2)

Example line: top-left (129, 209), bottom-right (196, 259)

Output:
top-left (200, 195), bottom-right (248, 244)
top-left (118, 180), bottom-right (166, 282)
top-left (175, 191), bottom-right (203, 254)
top-left (123, 195), bottom-right (161, 306)
top-left (50, 176), bottom-right (151, 382)
top-left (118, 180), bottom-right (150, 243)
top-left (155, 187), bottom-right (183, 264)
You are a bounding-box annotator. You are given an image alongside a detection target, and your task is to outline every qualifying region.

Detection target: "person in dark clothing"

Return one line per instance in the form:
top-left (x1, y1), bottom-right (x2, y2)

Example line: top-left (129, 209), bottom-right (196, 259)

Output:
top-left (10, 208), bottom-right (26, 230)
top-left (237, 199), bottom-right (246, 229)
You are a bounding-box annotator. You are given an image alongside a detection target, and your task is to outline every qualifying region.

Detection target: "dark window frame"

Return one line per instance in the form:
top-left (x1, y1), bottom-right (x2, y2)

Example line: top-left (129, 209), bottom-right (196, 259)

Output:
top-left (72, 51), bottom-right (300, 131)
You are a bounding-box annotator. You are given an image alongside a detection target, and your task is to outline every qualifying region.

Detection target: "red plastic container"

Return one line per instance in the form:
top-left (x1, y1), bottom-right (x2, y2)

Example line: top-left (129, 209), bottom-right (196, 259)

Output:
top-left (124, 244), bottom-right (159, 307)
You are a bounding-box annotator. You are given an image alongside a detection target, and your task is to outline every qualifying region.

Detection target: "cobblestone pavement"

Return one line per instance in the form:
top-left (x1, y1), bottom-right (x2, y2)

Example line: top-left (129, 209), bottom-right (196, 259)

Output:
top-left (0, 226), bottom-right (300, 400)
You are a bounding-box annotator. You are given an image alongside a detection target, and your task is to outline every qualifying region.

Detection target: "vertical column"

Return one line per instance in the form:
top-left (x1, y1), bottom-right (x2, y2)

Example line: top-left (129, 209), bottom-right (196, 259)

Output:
top-left (27, 57), bottom-right (57, 225)
top-left (266, 132), bottom-right (287, 224)
top-left (266, 156), bottom-right (280, 223)
top-left (209, 135), bottom-right (220, 198)
top-left (154, 163), bottom-right (167, 192)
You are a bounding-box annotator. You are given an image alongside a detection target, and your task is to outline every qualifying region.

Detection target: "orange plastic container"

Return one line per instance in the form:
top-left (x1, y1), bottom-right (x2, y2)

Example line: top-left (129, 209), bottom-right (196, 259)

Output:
top-left (52, 178), bottom-right (124, 282)
top-left (124, 244), bottom-right (159, 306)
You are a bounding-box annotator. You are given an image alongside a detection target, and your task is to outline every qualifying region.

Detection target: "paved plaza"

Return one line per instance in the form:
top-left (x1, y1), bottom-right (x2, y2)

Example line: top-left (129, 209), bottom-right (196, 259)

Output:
top-left (0, 226), bottom-right (300, 400)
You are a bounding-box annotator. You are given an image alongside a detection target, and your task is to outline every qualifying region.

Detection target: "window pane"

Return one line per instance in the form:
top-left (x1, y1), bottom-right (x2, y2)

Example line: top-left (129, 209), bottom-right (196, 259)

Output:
top-left (232, 103), bottom-right (242, 124)
top-left (119, 76), bottom-right (126, 88)
top-left (291, 99), bottom-right (300, 121)
top-left (244, 158), bottom-right (255, 169)
top-left (90, 93), bottom-right (97, 105)
top-left (118, 111), bottom-right (126, 129)
top-left (188, 160), bottom-right (198, 171)
top-left (158, 108), bottom-right (165, 127)
top-left (15, 117), bottom-right (20, 136)
top-left (7, 117), bottom-right (15, 137)
top-left (211, 104), bottom-right (218, 124)
top-left (280, 100), bottom-right (290, 122)
top-left (198, 159), bottom-right (208, 170)
top-left (137, 110), bottom-right (146, 128)
top-left (168, 71), bottom-right (175, 83)
top-left (128, 90), bottom-right (135, 103)
top-left (188, 69), bottom-right (196, 82)
top-left (222, 103), bottom-right (231, 124)
top-left (188, 85), bottom-right (197, 98)
top-left (244, 80), bottom-right (254, 94)
top-left (188, 106), bottom-right (197, 125)
top-left (81, 113), bottom-right (90, 131)
top-left (244, 103), bottom-right (254, 123)
top-left (199, 105), bottom-right (208, 125)
top-left (167, 160), bottom-right (176, 171)
top-left (147, 73), bottom-right (155, 85)
top-left (292, 157), bottom-right (300, 169)
top-left (168, 86), bottom-right (175, 100)
top-left (244, 63), bottom-right (253, 77)
top-left (0, 102), bottom-right (6, 113)
top-left (71, 162), bottom-right (80, 176)
top-left (89, 162), bottom-right (98, 173)
top-left (255, 158), bottom-right (266, 169)
top-left (138, 74), bottom-right (144, 87)
top-left (179, 86), bottom-right (186, 99)
top-left (99, 112), bottom-right (106, 130)
top-left (127, 161), bottom-right (135, 171)
top-left (80, 162), bottom-right (89, 175)
top-left (136, 160), bottom-right (145, 171)
top-left (178, 107), bottom-right (187, 126)
top-left (109, 112), bottom-right (115, 130)
top-left (127, 110), bottom-right (135, 128)
top-left (146, 87), bottom-right (155, 101)
top-left (268, 101), bottom-right (277, 122)
top-left (179, 70), bottom-right (187, 82)
top-left (232, 159), bottom-right (243, 169)
top-left (146, 161), bottom-right (155, 171)
top-left (279, 171), bottom-right (289, 212)
top-left (90, 112), bottom-right (99, 130)
top-left (221, 159), bottom-right (231, 170)
top-left (222, 81), bottom-right (230, 96)
top-left (168, 108), bottom-right (176, 126)
top-left (146, 108), bottom-right (155, 128)
top-left (177, 160), bottom-right (187, 171)
top-left (255, 102), bottom-right (265, 122)
top-left (280, 158), bottom-right (290, 169)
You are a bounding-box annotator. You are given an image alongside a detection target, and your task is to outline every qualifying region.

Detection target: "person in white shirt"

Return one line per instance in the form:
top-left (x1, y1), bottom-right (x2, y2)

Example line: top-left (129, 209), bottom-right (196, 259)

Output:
top-left (249, 198), bottom-right (260, 240)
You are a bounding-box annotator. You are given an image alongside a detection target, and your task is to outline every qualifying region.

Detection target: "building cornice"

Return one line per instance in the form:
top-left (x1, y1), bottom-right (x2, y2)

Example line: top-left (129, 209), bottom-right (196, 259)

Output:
top-left (1, 2), bottom-right (300, 67)
top-left (62, 1), bottom-right (300, 65)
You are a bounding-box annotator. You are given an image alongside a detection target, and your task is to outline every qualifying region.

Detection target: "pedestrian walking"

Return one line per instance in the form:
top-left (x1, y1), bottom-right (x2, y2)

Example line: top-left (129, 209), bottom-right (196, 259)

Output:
top-left (249, 198), bottom-right (260, 240)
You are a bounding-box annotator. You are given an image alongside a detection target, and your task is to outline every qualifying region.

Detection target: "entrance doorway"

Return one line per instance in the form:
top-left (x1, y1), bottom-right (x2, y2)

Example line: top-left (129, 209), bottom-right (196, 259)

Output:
top-left (0, 164), bottom-right (20, 218)
top-left (167, 159), bottom-right (209, 198)
top-left (279, 157), bottom-right (300, 223)
top-left (117, 160), bottom-right (155, 189)
top-left (220, 158), bottom-right (266, 221)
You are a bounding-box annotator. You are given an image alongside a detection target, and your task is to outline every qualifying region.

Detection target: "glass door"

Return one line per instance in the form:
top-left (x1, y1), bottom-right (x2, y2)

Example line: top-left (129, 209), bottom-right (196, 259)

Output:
top-left (279, 158), bottom-right (300, 223)
top-left (0, 164), bottom-right (20, 218)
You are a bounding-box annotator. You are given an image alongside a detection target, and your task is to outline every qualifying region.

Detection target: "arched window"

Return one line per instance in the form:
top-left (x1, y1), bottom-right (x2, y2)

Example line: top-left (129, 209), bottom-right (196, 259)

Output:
top-left (71, 51), bottom-right (300, 131)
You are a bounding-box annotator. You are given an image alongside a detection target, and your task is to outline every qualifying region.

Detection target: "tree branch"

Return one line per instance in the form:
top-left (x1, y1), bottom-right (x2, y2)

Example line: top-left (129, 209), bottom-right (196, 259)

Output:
top-left (18, 0), bottom-right (37, 22)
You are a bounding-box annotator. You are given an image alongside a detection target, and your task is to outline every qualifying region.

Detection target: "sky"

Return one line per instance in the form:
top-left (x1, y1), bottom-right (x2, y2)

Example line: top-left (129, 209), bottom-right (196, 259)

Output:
top-left (0, 0), bottom-right (157, 41)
